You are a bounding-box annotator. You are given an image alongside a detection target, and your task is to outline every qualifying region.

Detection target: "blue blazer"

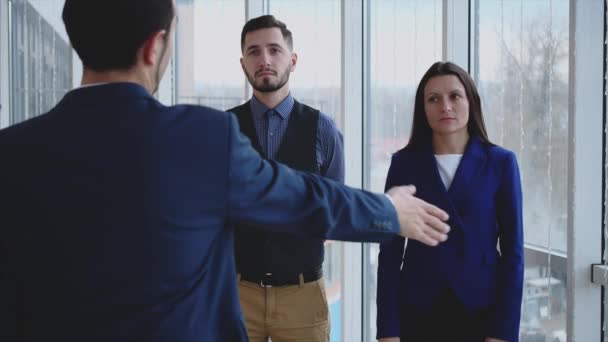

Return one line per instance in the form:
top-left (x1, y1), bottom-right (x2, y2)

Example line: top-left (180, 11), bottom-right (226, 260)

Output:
top-left (376, 136), bottom-right (524, 342)
top-left (0, 83), bottom-right (399, 342)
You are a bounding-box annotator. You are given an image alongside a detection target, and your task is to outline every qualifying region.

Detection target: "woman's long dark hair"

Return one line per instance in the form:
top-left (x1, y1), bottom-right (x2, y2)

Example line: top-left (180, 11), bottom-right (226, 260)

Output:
top-left (406, 61), bottom-right (493, 149)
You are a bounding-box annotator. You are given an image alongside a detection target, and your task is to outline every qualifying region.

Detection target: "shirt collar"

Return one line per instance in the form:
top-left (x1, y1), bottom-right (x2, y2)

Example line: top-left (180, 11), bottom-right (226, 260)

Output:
top-left (75, 82), bottom-right (109, 90)
top-left (249, 93), bottom-right (294, 120)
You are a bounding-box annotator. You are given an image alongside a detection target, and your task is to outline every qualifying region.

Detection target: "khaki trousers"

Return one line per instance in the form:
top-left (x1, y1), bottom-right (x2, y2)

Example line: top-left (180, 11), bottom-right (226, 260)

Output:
top-left (237, 275), bottom-right (330, 342)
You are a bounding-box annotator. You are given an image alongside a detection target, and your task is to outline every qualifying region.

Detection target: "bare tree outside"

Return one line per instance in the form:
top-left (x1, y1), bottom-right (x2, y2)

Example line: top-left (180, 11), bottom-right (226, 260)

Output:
top-left (475, 1), bottom-right (569, 341)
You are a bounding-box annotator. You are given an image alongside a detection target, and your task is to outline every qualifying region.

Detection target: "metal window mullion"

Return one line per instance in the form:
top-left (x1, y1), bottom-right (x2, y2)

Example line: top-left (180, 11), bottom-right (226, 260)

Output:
top-left (0, 0), bottom-right (10, 128)
top-left (567, 0), bottom-right (604, 341)
top-left (243, 0), bottom-right (265, 103)
top-left (341, 0), bottom-right (364, 341)
top-left (442, 0), bottom-right (469, 69)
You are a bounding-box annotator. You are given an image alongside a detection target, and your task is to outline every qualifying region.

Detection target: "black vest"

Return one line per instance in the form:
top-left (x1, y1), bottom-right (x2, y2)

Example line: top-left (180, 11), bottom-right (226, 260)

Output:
top-left (229, 100), bottom-right (324, 280)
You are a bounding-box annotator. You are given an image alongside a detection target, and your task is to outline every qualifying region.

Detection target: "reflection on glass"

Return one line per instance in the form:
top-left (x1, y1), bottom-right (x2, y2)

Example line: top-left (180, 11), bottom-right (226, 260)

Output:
top-left (474, 0), bottom-right (568, 340)
top-left (9, 0), bottom-right (73, 125)
top-left (363, 0), bottom-right (442, 341)
top-left (175, 0), bottom-right (245, 110)
top-left (267, 2), bottom-right (343, 341)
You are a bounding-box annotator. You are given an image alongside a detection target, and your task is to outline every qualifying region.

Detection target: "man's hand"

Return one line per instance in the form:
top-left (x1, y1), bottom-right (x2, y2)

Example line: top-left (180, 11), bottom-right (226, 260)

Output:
top-left (386, 185), bottom-right (450, 246)
top-left (484, 338), bottom-right (508, 342)
top-left (378, 338), bottom-right (400, 342)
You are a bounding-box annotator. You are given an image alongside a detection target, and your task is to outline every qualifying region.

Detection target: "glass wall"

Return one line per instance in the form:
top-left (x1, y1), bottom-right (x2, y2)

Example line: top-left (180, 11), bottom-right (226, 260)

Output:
top-left (362, 0), bottom-right (443, 340)
top-left (8, 0), bottom-right (73, 125)
top-left (1, 0), bottom-right (605, 340)
top-left (174, 0), bottom-right (245, 110)
top-left (473, 0), bottom-right (569, 341)
top-left (266, 2), bottom-right (344, 341)
top-left (267, 0), bottom-right (342, 125)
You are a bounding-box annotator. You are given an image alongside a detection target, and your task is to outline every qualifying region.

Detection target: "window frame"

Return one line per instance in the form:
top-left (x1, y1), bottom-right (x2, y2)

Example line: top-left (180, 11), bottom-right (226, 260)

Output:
top-left (566, 1), bottom-right (604, 341)
top-left (0, 0), bottom-right (10, 129)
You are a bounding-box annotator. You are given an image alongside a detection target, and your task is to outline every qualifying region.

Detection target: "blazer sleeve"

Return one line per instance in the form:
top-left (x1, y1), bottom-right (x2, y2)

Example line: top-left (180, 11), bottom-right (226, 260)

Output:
top-left (376, 155), bottom-right (406, 339)
top-left (224, 113), bottom-right (399, 243)
top-left (487, 151), bottom-right (524, 342)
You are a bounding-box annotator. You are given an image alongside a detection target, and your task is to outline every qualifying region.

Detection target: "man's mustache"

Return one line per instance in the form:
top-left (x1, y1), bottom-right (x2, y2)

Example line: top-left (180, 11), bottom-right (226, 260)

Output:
top-left (255, 69), bottom-right (277, 77)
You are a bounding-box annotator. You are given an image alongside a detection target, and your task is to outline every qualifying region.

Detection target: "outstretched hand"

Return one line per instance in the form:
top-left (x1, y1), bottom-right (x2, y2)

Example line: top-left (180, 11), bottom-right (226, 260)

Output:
top-left (386, 185), bottom-right (450, 246)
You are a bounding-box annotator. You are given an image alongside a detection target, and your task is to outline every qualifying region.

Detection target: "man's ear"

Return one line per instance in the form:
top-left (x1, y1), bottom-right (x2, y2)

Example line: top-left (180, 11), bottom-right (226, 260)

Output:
top-left (141, 30), bottom-right (168, 66)
top-left (290, 52), bottom-right (298, 72)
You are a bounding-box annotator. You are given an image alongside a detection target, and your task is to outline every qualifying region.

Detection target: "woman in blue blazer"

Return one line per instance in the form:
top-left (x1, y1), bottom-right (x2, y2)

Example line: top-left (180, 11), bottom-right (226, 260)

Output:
top-left (376, 62), bottom-right (524, 342)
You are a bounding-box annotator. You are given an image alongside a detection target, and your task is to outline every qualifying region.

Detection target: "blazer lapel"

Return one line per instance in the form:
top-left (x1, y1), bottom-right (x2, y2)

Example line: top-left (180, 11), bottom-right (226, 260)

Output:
top-left (417, 136), bottom-right (487, 237)
top-left (417, 144), bottom-right (462, 226)
top-left (446, 135), bottom-right (488, 218)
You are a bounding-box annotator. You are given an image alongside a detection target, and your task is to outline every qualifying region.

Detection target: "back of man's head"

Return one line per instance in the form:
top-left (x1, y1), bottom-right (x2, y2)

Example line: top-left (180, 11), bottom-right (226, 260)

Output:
top-left (62, 0), bottom-right (174, 72)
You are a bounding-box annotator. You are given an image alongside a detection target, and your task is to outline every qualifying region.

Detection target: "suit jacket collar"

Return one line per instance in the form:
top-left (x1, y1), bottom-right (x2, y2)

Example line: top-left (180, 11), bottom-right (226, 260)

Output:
top-left (60, 82), bottom-right (155, 106)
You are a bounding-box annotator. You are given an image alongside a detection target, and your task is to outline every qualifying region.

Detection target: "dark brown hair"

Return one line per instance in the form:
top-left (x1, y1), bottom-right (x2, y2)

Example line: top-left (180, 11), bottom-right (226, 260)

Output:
top-left (240, 15), bottom-right (293, 52)
top-left (406, 61), bottom-right (493, 148)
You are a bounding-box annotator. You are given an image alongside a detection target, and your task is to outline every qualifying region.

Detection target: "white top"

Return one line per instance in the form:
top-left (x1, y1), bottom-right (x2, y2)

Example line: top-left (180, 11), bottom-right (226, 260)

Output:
top-left (434, 154), bottom-right (463, 190)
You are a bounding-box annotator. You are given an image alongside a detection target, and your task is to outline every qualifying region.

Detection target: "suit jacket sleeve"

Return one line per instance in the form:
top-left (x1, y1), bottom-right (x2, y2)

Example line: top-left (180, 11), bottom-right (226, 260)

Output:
top-left (0, 132), bottom-right (16, 340)
top-left (0, 162), bottom-right (21, 340)
top-left (487, 151), bottom-right (524, 342)
top-left (225, 113), bottom-right (398, 242)
top-left (0, 246), bottom-right (16, 341)
top-left (376, 154), bottom-right (406, 339)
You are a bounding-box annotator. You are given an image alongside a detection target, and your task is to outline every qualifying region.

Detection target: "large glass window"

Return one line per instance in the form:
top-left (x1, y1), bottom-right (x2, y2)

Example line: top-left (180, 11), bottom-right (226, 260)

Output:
top-left (174, 0), bottom-right (245, 110)
top-left (266, 2), bottom-right (343, 341)
top-left (473, 0), bottom-right (569, 340)
top-left (363, 1), bottom-right (442, 340)
top-left (267, 0), bottom-right (342, 125)
top-left (8, 0), bottom-right (73, 125)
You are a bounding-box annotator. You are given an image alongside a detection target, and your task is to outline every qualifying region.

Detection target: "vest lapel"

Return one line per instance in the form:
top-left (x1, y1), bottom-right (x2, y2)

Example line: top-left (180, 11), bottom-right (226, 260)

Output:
top-left (232, 101), bottom-right (265, 157)
top-left (274, 107), bottom-right (301, 161)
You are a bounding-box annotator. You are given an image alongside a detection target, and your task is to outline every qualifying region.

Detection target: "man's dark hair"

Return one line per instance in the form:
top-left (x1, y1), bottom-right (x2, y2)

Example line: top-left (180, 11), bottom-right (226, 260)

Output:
top-left (62, 0), bottom-right (174, 71)
top-left (240, 15), bottom-right (293, 52)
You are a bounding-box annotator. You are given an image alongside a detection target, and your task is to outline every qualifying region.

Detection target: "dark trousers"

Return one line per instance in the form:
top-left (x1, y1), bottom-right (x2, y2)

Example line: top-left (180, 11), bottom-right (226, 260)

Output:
top-left (400, 289), bottom-right (490, 342)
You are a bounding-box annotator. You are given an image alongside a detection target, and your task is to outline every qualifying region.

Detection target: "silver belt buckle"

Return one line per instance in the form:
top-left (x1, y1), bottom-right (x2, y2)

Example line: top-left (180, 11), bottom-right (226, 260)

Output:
top-left (260, 273), bottom-right (273, 288)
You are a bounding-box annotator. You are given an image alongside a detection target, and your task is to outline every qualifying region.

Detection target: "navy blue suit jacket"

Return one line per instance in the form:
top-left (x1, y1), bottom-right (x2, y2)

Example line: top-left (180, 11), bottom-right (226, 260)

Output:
top-left (376, 136), bottom-right (524, 342)
top-left (0, 83), bottom-right (399, 342)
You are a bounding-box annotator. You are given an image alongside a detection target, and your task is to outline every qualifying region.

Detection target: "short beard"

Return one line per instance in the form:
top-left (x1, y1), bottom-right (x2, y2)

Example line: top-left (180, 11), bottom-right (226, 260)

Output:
top-left (246, 66), bottom-right (290, 93)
